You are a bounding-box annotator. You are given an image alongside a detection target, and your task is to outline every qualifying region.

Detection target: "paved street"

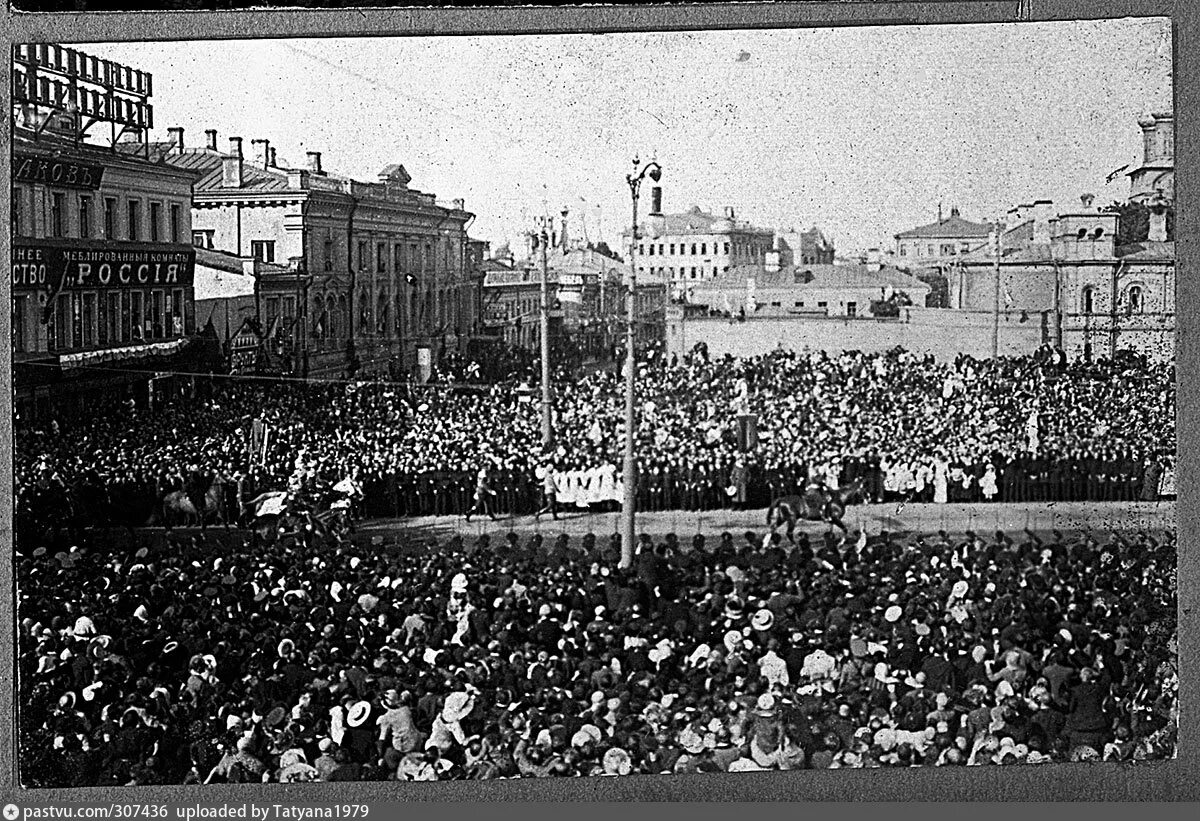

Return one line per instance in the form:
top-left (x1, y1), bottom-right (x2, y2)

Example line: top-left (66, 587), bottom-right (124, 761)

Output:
top-left (358, 499), bottom-right (1176, 542)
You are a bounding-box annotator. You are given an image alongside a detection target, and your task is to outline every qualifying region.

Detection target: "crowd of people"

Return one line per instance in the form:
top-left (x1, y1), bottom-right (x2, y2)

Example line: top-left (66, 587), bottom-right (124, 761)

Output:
top-left (19, 518), bottom-right (1178, 786)
top-left (15, 347), bottom-right (1175, 528)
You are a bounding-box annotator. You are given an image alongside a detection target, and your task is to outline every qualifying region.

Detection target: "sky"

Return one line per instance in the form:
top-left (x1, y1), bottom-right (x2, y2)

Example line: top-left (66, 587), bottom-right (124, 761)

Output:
top-left (81, 17), bottom-right (1171, 256)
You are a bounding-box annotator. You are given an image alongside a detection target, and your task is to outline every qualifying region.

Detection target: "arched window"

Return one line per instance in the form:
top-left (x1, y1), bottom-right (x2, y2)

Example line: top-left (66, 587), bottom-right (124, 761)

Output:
top-left (1081, 285), bottom-right (1096, 315)
top-left (312, 296), bottom-right (325, 338)
top-left (326, 294), bottom-right (337, 339)
top-left (337, 295), bottom-right (347, 339)
top-left (377, 292), bottom-right (390, 337)
top-left (1126, 284), bottom-right (1144, 314)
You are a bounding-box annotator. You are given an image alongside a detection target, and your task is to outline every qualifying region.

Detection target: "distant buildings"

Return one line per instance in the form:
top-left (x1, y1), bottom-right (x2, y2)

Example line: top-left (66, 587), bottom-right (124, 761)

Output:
top-left (893, 206), bottom-right (996, 266)
top-left (686, 254), bottom-right (930, 319)
top-left (160, 128), bottom-right (476, 380)
top-left (953, 112), bottom-right (1175, 362)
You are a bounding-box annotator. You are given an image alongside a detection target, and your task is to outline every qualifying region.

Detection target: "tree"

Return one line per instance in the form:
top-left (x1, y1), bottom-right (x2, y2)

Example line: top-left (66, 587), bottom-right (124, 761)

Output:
top-left (1103, 200), bottom-right (1175, 245)
top-left (869, 291), bottom-right (913, 318)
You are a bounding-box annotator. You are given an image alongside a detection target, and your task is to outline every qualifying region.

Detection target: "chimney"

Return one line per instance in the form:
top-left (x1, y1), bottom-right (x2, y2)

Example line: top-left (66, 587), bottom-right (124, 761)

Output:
top-left (865, 248), bottom-right (882, 271)
top-left (268, 147), bottom-right (277, 168)
top-left (1032, 199), bottom-right (1053, 245)
top-left (1080, 193), bottom-right (1095, 211)
top-left (1148, 193), bottom-right (1169, 242)
top-left (228, 136), bottom-right (243, 158)
top-left (205, 129), bottom-right (218, 151)
top-left (724, 206), bottom-right (735, 220)
top-left (950, 206), bottom-right (960, 218)
top-left (251, 139), bottom-right (270, 170)
top-left (650, 186), bottom-right (662, 216)
top-left (167, 126), bottom-right (184, 152)
top-left (306, 151), bottom-right (323, 175)
top-left (221, 154), bottom-right (243, 188)
top-left (937, 202), bottom-right (943, 222)
top-left (560, 207), bottom-right (570, 251)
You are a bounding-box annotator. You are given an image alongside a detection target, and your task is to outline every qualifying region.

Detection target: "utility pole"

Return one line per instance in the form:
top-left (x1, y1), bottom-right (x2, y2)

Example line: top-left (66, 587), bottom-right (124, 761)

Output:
top-left (991, 226), bottom-right (1002, 359)
top-left (533, 219), bottom-right (554, 449)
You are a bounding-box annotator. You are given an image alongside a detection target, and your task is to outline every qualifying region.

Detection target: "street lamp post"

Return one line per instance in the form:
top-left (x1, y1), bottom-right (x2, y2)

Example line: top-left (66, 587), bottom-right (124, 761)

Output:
top-left (620, 157), bottom-right (662, 569)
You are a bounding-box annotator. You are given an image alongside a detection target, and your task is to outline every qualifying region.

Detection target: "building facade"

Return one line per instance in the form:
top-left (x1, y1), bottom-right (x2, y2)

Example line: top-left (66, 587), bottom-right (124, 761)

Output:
top-left (12, 44), bottom-right (203, 420)
top-left (162, 129), bottom-right (475, 379)
top-left (627, 205), bottom-right (776, 298)
top-left (894, 206), bottom-right (996, 266)
top-left (952, 112), bottom-right (1175, 363)
top-left (686, 258), bottom-right (931, 319)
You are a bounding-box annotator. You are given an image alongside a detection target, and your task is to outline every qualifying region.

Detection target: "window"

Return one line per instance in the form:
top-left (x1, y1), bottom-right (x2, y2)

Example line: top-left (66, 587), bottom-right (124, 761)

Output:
top-left (940, 244), bottom-right (954, 256)
top-left (251, 240), bottom-right (275, 263)
top-left (817, 301), bottom-right (828, 308)
top-left (701, 243), bottom-right (707, 255)
top-left (898, 246), bottom-right (907, 257)
top-left (1126, 285), bottom-right (1144, 314)
top-left (107, 293), bottom-right (120, 343)
top-left (171, 290), bottom-right (184, 335)
top-left (357, 241), bottom-right (367, 270)
top-left (658, 244), bottom-right (665, 255)
top-left (79, 196), bottom-right (92, 239)
top-left (192, 230), bottom-right (209, 248)
top-left (648, 245), bottom-right (655, 256)
top-left (13, 295), bottom-right (26, 353)
top-left (847, 301), bottom-right (858, 317)
top-left (795, 301), bottom-right (804, 308)
top-left (395, 244), bottom-right (404, 273)
top-left (669, 244), bottom-right (676, 255)
top-left (170, 204), bottom-right (181, 243)
top-left (691, 244), bottom-right (697, 255)
top-left (120, 292), bottom-right (131, 343)
top-left (151, 291), bottom-right (164, 339)
top-left (82, 293), bottom-right (97, 346)
top-left (690, 267), bottom-right (697, 279)
top-left (11, 188), bottom-right (22, 235)
top-left (927, 244), bottom-right (935, 256)
top-left (724, 242), bottom-right (730, 254)
top-left (1081, 285), bottom-right (1096, 314)
top-left (770, 301), bottom-right (781, 308)
top-left (130, 291), bottom-right (144, 341)
top-left (960, 242), bottom-right (971, 253)
top-left (51, 193), bottom-right (65, 237)
top-left (377, 242), bottom-right (387, 272)
top-left (424, 243), bottom-right (432, 270)
top-left (127, 200), bottom-right (141, 241)
top-left (324, 239), bottom-right (334, 272)
top-left (149, 202), bottom-right (162, 242)
top-left (639, 243), bottom-right (644, 255)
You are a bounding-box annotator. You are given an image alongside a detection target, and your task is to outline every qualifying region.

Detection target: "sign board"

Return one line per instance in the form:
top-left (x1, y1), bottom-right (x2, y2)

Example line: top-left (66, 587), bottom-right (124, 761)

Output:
top-left (13, 43), bottom-right (153, 133)
top-left (13, 242), bottom-right (195, 294)
top-left (12, 154), bottom-right (105, 190)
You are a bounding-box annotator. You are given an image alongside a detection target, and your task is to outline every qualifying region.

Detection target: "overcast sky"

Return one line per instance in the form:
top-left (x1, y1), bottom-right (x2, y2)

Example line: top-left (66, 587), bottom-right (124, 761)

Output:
top-left (82, 17), bottom-right (1171, 255)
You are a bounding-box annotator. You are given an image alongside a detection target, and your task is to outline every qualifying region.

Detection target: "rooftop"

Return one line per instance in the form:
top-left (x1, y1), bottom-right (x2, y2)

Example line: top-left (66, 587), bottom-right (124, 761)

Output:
top-left (896, 213), bottom-right (997, 240)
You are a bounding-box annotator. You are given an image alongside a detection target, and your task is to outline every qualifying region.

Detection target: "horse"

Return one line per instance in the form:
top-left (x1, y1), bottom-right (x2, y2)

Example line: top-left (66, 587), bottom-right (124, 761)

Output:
top-left (160, 482), bottom-right (228, 530)
top-left (766, 478), bottom-right (867, 541)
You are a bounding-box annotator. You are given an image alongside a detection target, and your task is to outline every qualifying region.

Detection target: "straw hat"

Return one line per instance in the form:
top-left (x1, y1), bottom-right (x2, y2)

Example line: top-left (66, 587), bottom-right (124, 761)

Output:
top-left (441, 691), bottom-right (475, 723)
top-left (346, 701), bottom-right (372, 728)
top-left (751, 609), bottom-right (775, 631)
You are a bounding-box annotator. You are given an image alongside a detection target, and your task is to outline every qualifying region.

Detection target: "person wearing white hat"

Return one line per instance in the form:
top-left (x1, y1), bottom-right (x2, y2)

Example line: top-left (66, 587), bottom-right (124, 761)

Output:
top-left (427, 692), bottom-right (475, 754)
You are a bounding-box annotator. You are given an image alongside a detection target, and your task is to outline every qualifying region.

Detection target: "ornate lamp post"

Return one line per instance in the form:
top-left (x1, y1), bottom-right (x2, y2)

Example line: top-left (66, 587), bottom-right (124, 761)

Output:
top-left (620, 157), bottom-right (662, 568)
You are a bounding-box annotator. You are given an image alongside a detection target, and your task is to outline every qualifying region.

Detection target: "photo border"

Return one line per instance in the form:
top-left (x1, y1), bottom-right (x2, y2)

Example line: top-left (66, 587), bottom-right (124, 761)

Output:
top-left (0, 0), bottom-right (1195, 804)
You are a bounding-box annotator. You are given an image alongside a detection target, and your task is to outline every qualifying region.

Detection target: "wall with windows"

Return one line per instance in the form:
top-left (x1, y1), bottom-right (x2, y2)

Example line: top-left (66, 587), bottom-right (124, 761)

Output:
top-left (635, 229), bottom-right (773, 291)
top-left (12, 142), bottom-right (196, 357)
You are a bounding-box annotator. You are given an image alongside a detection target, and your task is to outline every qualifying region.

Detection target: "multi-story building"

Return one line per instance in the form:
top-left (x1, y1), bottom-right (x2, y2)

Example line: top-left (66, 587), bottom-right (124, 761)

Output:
top-left (952, 113), bottom-right (1174, 362)
top-left (894, 205), bottom-right (996, 265)
top-left (626, 204), bottom-right (776, 298)
top-left (160, 128), bottom-right (475, 379)
top-left (12, 44), bottom-right (203, 420)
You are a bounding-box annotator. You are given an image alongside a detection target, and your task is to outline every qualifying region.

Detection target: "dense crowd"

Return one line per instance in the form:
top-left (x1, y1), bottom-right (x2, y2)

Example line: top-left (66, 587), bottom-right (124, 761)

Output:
top-left (19, 520), bottom-right (1177, 786)
top-left (15, 347), bottom-right (1175, 526)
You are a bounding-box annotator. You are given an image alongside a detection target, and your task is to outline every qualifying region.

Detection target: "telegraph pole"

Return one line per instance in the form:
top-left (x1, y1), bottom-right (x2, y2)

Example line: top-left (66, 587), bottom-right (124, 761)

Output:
top-left (991, 226), bottom-right (1002, 359)
top-left (535, 219), bottom-right (553, 449)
